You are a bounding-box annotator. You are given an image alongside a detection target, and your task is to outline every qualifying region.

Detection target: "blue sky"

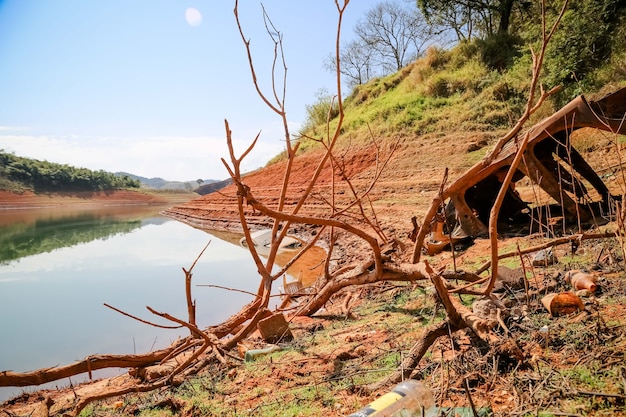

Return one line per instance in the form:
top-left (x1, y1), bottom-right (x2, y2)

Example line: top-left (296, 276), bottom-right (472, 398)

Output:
top-left (0, 1), bottom-right (372, 181)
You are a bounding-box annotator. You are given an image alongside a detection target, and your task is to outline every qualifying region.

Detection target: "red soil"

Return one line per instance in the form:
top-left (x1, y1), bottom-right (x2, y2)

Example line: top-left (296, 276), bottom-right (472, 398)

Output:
top-left (163, 143), bottom-right (432, 239)
top-left (0, 189), bottom-right (194, 209)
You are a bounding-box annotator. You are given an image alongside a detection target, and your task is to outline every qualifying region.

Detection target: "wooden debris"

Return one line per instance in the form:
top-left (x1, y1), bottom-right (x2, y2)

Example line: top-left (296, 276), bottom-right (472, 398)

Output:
top-left (417, 87), bottom-right (626, 255)
top-left (257, 313), bottom-right (294, 343)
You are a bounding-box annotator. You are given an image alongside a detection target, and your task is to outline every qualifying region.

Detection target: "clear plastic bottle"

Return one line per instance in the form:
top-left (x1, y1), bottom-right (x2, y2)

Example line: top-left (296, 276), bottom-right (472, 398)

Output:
top-left (243, 345), bottom-right (281, 362)
top-left (348, 379), bottom-right (436, 417)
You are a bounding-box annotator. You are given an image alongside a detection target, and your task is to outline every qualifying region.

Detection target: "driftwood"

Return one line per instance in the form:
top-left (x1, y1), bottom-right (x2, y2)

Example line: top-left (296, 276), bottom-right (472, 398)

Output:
top-left (413, 87), bottom-right (626, 262)
top-left (0, 345), bottom-right (180, 388)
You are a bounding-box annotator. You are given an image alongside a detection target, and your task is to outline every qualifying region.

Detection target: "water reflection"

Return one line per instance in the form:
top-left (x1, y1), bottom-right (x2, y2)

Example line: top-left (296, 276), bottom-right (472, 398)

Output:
top-left (0, 206), bottom-right (326, 403)
top-left (0, 206), bottom-right (262, 402)
top-left (0, 206), bottom-right (165, 264)
top-left (206, 227), bottom-right (326, 288)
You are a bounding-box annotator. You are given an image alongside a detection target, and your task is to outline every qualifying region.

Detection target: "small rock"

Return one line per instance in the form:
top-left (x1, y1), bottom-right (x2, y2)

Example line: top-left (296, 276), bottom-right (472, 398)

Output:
top-left (493, 265), bottom-right (525, 291)
top-left (510, 305), bottom-right (526, 321)
top-left (532, 248), bottom-right (558, 267)
top-left (472, 298), bottom-right (500, 328)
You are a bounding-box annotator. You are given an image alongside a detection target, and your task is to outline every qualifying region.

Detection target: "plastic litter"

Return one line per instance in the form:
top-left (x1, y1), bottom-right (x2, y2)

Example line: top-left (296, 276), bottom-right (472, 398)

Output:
top-left (564, 270), bottom-right (598, 292)
top-left (541, 292), bottom-right (584, 316)
top-left (243, 345), bottom-right (282, 362)
top-left (437, 407), bottom-right (491, 416)
top-left (348, 379), bottom-right (436, 417)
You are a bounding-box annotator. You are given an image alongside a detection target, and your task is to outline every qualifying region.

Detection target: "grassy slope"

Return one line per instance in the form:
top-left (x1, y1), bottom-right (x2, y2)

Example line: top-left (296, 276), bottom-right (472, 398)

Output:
top-left (294, 43), bottom-right (626, 158)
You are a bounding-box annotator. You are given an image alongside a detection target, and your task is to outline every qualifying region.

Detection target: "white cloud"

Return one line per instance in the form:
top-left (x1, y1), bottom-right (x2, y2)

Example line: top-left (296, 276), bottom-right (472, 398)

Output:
top-left (0, 135), bottom-right (284, 181)
top-left (0, 126), bottom-right (29, 132)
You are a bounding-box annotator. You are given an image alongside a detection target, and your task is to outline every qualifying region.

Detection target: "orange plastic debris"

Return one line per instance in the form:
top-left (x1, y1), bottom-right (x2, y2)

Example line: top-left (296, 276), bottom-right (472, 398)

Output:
top-left (541, 292), bottom-right (585, 316)
top-left (564, 270), bottom-right (598, 292)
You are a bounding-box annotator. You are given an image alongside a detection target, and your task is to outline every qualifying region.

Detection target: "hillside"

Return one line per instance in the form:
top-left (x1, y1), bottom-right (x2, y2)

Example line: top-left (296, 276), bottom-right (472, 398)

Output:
top-left (0, 152), bottom-right (226, 205)
top-left (0, 151), bottom-right (142, 193)
top-left (163, 130), bottom-right (501, 237)
top-left (165, 51), bottom-right (626, 242)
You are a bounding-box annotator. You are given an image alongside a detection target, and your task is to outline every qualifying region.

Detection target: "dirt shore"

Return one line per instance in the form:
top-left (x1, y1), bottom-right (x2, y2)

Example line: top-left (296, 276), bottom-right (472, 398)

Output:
top-left (0, 189), bottom-right (198, 210)
top-left (162, 145), bottom-right (424, 237)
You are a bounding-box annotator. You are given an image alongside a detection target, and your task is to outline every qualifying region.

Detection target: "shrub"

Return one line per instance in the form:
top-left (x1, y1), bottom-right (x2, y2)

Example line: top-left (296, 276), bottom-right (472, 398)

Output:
top-left (299, 89), bottom-right (339, 135)
top-left (475, 33), bottom-right (523, 71)
top-left (422, 46), bottom-right (450, 70)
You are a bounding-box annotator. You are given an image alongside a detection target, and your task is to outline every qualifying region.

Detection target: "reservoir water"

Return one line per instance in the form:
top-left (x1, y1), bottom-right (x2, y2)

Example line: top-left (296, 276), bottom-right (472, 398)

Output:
top-left (0, 205), bottom-right (267, 402)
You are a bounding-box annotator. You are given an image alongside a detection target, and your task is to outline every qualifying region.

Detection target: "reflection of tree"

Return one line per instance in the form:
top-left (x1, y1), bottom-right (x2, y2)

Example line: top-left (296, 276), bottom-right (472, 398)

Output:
top-left (0, 214), bottom-right (143, 264)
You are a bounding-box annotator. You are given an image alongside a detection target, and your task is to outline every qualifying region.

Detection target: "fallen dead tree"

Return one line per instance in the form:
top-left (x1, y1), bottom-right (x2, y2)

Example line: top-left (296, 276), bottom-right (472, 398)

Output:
top-left (411, 86), bottom-right (626, 260)
top-left (0, 346), bottom-right (180, 388)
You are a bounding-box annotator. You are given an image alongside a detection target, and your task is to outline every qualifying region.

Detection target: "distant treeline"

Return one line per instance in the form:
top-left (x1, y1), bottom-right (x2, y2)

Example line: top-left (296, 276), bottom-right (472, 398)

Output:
top-left (0, 151), bottom-right (141, 192)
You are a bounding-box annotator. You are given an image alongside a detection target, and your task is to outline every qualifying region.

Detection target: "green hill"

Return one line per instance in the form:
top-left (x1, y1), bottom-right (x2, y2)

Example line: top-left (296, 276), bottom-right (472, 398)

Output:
top-left (0, 153), bottom-right (222, 194)
top-left (291, 2), bottom-right (626, 160)
top-left (0, 151), bottom-right (141, 193)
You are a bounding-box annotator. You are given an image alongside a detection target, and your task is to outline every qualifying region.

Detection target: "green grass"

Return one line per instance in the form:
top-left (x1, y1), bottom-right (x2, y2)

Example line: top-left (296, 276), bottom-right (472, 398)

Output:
top-left (561, 365), bottom-right (608, 391)
top-left (246, 385), bottom-right (335, 417)
top-left (286, 43), bottom-right (530, 164)
top-left (137, 409), bottom-right (175, 417)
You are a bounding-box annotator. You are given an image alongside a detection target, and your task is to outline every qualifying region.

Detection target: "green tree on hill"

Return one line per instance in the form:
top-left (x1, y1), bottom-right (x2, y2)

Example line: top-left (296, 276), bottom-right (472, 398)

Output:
top-left (0, 151), bottom-right (141, 192)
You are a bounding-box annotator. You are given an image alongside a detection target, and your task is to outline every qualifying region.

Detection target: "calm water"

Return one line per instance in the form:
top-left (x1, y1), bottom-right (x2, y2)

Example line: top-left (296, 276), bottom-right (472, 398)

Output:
top-left (0, 205), bottom-right (267, 402)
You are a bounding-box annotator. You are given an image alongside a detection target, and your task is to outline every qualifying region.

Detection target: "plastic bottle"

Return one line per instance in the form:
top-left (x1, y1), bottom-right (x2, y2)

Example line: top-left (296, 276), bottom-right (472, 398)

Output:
top-left (348, 379), bottom-right (436, 417)
top-left (571, 273), bottom-right (597, 292)
top-left (244, 345), bottom-right (282, 362)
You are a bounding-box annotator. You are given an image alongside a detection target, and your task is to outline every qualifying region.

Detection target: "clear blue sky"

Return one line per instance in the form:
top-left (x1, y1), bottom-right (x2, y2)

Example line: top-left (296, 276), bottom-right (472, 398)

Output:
top-left (0, 1), bottom-right (372, 181)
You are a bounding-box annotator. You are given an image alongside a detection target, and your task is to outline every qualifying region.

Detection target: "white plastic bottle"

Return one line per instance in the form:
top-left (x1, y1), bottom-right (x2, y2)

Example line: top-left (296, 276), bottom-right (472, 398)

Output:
top-left (348, 379), bottom-right (437, 417)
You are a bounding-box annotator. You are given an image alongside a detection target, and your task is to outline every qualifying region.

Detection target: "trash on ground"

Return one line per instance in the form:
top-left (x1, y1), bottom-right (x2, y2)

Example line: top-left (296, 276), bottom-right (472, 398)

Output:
top-left (541, 292), bottom-right (584, 316)
top-left (564, 269), bottom-right (598, 292)
top-left (243, 345), bottom-right (282, 362)
top-left (348, 379), bottom-right (435, 417)
top-left (257, 312), bottom-right (294, 343)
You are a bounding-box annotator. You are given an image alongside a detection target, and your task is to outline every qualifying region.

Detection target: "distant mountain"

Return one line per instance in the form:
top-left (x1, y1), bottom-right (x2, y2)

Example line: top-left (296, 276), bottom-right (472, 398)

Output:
top-left (116, 172), bottom-right (219, 192)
